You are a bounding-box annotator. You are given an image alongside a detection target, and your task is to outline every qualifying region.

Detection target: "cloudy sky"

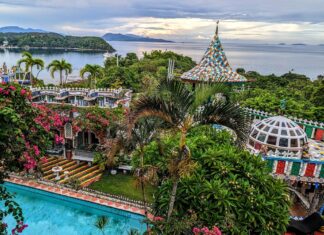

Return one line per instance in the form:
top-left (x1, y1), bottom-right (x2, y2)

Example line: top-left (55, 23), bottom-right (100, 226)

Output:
top-left (0, 0), bottom-right (324, 44)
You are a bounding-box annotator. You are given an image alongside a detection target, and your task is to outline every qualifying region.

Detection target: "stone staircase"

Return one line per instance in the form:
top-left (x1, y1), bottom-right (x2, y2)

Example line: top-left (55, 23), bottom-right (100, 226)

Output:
top-left (41, 157), bottom-right (103, 187)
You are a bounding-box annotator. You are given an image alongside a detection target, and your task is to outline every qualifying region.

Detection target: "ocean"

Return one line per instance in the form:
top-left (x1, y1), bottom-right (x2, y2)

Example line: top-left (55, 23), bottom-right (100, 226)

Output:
top-left (0, 41), bottom-right (323, 84)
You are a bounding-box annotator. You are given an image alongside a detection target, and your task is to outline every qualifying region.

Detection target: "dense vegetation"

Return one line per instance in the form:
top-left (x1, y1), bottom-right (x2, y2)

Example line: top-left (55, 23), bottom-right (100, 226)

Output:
top-left (0, 32), bottom-right (115, 52)
top-left (132, 126), bottom-right (290, 234)
top-left (96, 51), bottom-right (196, 92)
top-left (235, 70), bottom-right (324, 121)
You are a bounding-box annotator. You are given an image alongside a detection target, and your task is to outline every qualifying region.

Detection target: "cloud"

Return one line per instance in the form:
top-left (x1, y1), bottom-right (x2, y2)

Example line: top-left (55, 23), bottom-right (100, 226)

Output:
top-left (0, 0), bottom-right (323, 43)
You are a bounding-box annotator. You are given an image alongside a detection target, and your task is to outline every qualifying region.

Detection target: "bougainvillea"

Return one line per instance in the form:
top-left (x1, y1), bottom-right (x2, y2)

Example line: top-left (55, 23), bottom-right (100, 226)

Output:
top-left (0, 83), bottom-right (65, 234)
top-left (193, 226), bottom-right (222, 235)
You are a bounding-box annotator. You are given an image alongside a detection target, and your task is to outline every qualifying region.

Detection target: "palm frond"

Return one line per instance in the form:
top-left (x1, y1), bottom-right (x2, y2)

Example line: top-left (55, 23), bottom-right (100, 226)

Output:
top-left (196, 99), bottom-right (250, 146)
top-left (192, 81), bottom-right (231, 110)
top-left (157, 77), bottom-right (194, 115)
top-left (133, 96), bottom-right (183, 129)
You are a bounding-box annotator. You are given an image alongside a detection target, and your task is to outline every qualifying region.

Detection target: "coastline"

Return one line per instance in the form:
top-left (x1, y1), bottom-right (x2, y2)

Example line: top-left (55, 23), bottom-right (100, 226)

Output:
top-left (0, 45), bottom-right (114, 52)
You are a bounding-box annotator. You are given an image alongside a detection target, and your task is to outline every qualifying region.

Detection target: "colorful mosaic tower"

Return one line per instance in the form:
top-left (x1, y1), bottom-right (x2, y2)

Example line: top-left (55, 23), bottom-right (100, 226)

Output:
top-left (181, 22), bottom-right (246, 83)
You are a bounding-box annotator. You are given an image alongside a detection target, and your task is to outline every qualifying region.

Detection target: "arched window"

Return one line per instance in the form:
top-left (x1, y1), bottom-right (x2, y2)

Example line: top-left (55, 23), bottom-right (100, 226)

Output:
top-left (64, 123), bottom-right (73, 139)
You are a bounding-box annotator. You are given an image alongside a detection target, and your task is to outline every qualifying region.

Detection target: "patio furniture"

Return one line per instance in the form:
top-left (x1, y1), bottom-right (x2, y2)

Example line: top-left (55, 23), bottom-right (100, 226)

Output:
top-left (52, 166), bottom-right (63, 181)
top-left (287, 212), bottom-right (324, 235)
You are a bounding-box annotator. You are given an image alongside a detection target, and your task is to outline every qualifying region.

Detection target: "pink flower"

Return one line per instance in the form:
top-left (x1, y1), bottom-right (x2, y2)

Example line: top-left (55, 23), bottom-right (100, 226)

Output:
top-left (54, 134), bottom-right (64, 144)
top-left (20, 89), bottom-right (27, 96)
top-left (193, 227), bottom-right (201, 234)
top-left (212, 226), bottom-right (222, 235)
top-left (154, 216), bottom-right (164, 222)
top-left (9, 85), bottom-right (16, 91)
top-left (40, 157), bottom-right (48, 163)
top-left (33, 145), bottom-right (40, 156)
top-left (0, 87), bottom-right (3, 93)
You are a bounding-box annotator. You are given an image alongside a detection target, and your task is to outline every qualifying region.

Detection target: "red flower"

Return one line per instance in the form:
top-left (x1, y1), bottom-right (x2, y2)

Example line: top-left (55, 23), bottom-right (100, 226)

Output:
top-left (9, 85), bottom-right (16, 91)
top-left (20, 89), bottom-right (27, 96)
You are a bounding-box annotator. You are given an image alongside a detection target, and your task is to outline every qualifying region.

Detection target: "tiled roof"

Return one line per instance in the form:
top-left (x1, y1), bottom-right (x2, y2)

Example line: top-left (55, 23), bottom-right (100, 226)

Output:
top-left (181, 23), bottom-right (246, 83)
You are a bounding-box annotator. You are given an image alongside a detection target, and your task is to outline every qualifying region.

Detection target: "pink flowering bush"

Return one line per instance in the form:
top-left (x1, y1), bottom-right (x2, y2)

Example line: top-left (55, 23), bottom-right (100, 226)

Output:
top-left (193, 226), bottom-right (222, 235)
top-left (0, 83), bottom-right (59, 234)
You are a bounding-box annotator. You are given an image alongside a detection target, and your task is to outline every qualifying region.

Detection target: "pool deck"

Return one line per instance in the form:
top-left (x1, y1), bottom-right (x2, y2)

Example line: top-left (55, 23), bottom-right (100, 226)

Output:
top-left (5, 177), bottom-right (153, 219)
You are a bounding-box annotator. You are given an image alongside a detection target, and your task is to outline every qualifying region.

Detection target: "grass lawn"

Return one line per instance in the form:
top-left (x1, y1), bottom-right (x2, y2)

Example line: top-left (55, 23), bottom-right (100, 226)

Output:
top-left (89, 173), bottom-right (156, 203)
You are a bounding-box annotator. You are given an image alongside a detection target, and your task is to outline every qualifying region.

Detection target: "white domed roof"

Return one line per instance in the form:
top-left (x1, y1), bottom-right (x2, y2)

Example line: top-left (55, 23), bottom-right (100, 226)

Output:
top-left (248, 116), bottom-right (308, 152)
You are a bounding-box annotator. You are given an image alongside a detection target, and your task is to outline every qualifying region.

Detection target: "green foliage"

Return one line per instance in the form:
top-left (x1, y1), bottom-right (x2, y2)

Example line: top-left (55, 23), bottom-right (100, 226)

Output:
top-left (94, 152), bottom-right (106, 171)
top-left (66, 177), bottom-right (82, 191)
top-left (98, 51), bottom-right (196, 92)
top-left (0, 32), bottom-right (115, 51)
top-left (47, 59), bottom-right (72, 86)
top-left (142, 126), bottom-right (290, 234)
top-left (80, 64), bottom-right (104, 88)
top-left (236, 71), bottom-right (324, 121)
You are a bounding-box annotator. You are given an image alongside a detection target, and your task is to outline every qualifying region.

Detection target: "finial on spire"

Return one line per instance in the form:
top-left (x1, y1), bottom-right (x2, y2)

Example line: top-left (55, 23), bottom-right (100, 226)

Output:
top-left (216, 20), bottom-right (219, 35)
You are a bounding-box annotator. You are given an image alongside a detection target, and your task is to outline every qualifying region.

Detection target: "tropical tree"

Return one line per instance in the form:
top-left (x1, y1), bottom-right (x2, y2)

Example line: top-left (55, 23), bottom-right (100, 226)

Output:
top-left (128, 118), bottom-right (160, 228)
top-left (17, 51), bottom-right (44, 85)
top-left (47, 59), bottom-right (72, 86)
top-left (94, 216), bottom-right (109, 235)
top-left (132, 78), bottom-right (250, 220)
top-left (80, 64), bottom-right (104, 89)
top-left (143, 126), bottom-right (290, 234)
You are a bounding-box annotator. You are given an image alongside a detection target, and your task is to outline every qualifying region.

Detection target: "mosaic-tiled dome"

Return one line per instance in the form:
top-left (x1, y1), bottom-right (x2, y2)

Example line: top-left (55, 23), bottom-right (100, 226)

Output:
top-left (248, 116), bottom-right (308, 153)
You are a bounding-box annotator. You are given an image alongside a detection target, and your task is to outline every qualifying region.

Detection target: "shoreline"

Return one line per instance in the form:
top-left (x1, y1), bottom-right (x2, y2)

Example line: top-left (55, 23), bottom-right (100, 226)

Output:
top-left (0, 45), bottom-right (114, 52)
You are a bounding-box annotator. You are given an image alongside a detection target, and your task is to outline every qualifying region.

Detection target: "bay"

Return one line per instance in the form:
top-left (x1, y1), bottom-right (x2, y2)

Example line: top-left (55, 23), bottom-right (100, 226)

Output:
top-left (0, 41), bottom-right (323, 84)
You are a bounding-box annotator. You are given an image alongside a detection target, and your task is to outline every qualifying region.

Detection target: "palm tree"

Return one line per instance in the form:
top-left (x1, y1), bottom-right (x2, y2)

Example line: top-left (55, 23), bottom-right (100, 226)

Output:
top-left (80, 64), bottom-right (104, 89)
top-left (17, 51), bottom-right (44, 85)
top-left (47, 59), bottom-right (72, 86)
top-left (94, 216), bottom-right (109, 235)
top-left (132, 78), bottom-right (250, 221)
top-left (129, 118), bottom-right (160, 230)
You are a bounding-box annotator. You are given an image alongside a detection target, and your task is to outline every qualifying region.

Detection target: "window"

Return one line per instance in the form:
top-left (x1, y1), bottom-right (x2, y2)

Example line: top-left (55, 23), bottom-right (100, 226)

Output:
top-left (263, 126), bottom-right (270, 132)
top-left (64, 123), bottom-right (73, 139)
top-left (281, 130), bottom-right (288, 136)
top-left (296, 129), bottom-right (302, 136)
top-left (300, 138), bottom-right (305, 146)
top-left (275, 121), bottom-right (280, 127)
top-left (257, 133), bottom-right (267, 142)
top-left (291, 139), bottom-right (298, 147)
top-left (279, 138), bottom-right (288, 147)
top-left (290, 130), bottom-right (296, 136)
top-left (251, 130), bottom-right (258, 139)
top-left (270, 121), bottom-right (275, 125)
top-left (267, 135), bottom-right (277, 145)
top-left (281, 122), bottom-right (286, 127)
top-left (271, 128), bottom-right (278, 134)
top-left (287, 123), bottom-right (291, 128)
top-left (258, 124), bottom-right (265, 130)
top-left (249, 139), bottom-right (255, 147)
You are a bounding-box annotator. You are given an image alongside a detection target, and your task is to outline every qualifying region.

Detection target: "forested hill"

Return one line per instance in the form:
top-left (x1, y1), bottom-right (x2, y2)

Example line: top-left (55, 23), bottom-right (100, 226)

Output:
top-left (0, 32), bottom-right (115, 52)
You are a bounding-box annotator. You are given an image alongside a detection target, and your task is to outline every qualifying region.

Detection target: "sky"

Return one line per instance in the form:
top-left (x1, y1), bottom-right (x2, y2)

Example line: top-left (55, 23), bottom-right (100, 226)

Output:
top-left (0, 0), bottom-right (324, 44)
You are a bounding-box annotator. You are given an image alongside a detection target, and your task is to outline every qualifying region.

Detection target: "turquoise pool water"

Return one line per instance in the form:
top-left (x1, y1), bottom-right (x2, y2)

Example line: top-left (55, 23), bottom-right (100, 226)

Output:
top-left (2, 183), bottom-right (146, 235)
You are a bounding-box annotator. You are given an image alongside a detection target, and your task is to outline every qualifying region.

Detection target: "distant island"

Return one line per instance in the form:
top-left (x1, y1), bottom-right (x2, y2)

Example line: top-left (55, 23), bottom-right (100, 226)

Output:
top-left (0, 32), bottom-right (115, 52)
top-left (292, 43), bottom-right (307, 46)
top-left (102, 33), bottom-right (174, 43)
top-left (0, 26), bottom-right (47, 33)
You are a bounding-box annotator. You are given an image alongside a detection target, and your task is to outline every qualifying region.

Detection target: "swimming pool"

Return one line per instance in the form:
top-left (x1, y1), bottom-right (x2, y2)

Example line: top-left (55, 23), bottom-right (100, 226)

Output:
top-left (3, 182), bottom-right (146, 235)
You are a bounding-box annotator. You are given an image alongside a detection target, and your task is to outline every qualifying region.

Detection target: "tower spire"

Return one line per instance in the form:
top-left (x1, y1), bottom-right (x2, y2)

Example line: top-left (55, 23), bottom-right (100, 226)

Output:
top-left (215, 20), bottom-right (219, 35)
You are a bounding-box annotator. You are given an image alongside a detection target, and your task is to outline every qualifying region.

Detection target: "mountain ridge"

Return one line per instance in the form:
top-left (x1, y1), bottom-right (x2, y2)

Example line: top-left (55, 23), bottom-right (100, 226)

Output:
top-left (102, 33), bottom-right (174, 43)
top-left (0, 26), bottom-right (47, 33)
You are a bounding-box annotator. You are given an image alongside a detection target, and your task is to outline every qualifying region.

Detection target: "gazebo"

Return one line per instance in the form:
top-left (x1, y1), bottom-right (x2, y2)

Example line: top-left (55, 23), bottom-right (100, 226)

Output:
top-left (181, 22), bottom-right (247, 86)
